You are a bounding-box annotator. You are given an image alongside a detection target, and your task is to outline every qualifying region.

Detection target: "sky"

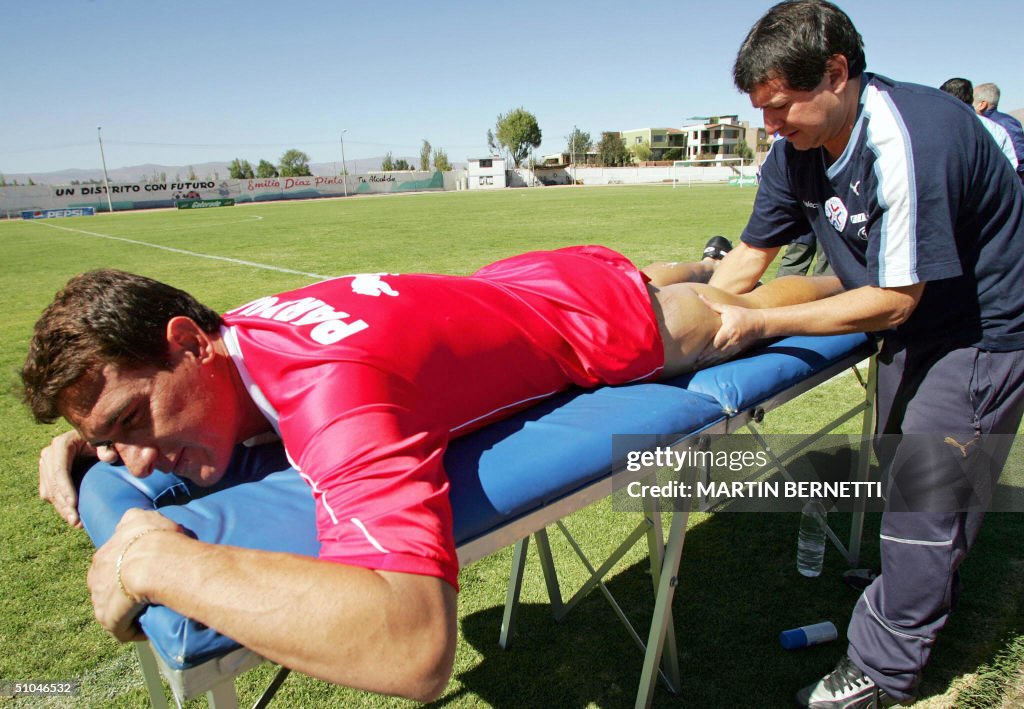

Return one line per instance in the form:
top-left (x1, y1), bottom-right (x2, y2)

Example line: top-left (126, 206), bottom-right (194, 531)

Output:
top-left (2, 0), bottom-right (1022, 175)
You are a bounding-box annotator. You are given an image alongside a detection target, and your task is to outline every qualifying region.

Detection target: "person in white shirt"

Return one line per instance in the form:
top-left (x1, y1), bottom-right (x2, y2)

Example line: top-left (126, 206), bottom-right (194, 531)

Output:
top-left (940, 77), bottom-right (1018, 168)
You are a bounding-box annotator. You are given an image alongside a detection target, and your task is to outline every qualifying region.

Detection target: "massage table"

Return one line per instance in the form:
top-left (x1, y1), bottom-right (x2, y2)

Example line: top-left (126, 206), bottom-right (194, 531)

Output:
top-left (78, 333), bottom-right (878, 708)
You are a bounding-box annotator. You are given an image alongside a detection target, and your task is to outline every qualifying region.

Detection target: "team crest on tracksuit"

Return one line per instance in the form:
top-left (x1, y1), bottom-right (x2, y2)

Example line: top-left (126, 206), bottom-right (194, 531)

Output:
top-left (824, 197), bottom-right (848, 232)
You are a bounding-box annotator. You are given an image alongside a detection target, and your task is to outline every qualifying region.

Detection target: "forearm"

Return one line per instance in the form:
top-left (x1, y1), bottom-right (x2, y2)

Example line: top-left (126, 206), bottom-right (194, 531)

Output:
top-left (708, 242), bottom-right (779, 293)
top-left (123, 534), bottom-right (456, 700)
top-left (759, 285), bottom-right (921, 337)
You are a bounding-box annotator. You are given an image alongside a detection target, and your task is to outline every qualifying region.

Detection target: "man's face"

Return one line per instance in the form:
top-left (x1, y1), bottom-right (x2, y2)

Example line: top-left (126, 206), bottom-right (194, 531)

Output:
top-left (750, 73), bottom-right (850, 158)
top-left (65, 359), bottom-right (239, 487)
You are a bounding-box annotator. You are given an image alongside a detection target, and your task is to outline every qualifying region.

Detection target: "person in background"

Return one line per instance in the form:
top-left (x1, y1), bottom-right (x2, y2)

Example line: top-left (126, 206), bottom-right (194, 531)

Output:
top-left (775, 231), bottom-right (833, 278)
top-left (940, 77), bottom-right (1018, 169)
top-left (973, 82), bottom-right (1024, 183)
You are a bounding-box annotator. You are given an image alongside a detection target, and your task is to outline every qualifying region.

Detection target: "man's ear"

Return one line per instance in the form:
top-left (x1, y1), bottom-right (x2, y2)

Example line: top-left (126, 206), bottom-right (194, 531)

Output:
top-left (165, 316), bottom-right (214, 363)
top-left (826, 54), bottom-right (850, 93)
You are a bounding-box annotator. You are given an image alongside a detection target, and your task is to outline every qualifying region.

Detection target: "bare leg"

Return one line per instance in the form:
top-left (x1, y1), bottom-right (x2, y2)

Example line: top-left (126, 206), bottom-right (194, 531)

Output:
top-left (651, 275), bottom-right (844, 377)
top-left (642, 235), bottom-right (734, 286)
top-left (642, 259), bottom-right (717, 287)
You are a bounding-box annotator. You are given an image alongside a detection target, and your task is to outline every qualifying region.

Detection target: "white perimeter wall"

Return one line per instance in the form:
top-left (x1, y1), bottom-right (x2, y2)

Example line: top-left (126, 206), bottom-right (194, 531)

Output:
top-left (0, 165), bottom-right (761, 215)
top-left (0, 171), bottom-right (462, 215)
top-left (529, 165), bottom-right (758, 186)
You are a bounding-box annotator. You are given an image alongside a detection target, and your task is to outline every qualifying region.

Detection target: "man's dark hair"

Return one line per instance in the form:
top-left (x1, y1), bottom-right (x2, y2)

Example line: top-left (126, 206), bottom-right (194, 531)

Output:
top-left (734, 0), bottom-right (866, 93)
top-left (22, 269), bottom-right (223, 423)
top-left (939, 78), bottom-right (974, 105)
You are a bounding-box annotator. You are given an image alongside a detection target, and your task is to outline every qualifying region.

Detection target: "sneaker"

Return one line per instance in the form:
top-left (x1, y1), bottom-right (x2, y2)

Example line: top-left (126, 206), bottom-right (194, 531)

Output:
top-left (702, 235), bottom-right (733, 260)
top-left (796, 656), bottom-right (900, 708)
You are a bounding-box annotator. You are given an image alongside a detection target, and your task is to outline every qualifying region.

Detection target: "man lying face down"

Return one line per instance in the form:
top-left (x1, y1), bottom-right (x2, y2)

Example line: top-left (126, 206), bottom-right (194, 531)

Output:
top-left (24, 244), bottom-right (839, 700)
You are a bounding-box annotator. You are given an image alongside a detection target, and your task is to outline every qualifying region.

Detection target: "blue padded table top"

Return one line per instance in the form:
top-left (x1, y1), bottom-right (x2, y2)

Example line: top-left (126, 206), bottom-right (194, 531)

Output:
top-left (669, 333), bottom-right (873, 414)
top-left (447, 381), bottom-right (725, 545)
top-left (77, 333), bottom-right (873, 670)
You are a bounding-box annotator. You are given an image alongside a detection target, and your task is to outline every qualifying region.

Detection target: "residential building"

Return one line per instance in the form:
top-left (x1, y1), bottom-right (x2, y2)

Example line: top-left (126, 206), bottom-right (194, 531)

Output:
top-left (619, 127), bottom-right (687, 160)
top-left (547, 117), bottom-right (769, 168)
top-left (467, 157), bottom-right (507, 189)
top-left (682, 115), bottom-right (767, 163)
top-left (543, 149), bottom-right (601, 166)
top-left (542, 152), bottom-right (569, 166)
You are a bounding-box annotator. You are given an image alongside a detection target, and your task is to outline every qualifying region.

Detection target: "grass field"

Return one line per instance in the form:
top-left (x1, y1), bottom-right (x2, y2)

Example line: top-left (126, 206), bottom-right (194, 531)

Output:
top-left (1, 185), bottom-right (1023, 708)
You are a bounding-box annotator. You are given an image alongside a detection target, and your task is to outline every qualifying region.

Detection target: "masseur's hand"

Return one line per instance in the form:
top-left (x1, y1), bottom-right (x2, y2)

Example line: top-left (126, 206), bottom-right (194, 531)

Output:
top-left (696, 296), bottom-right (768, 368)
top-left (88, 509), bottom-right (182, 642)
top-left (39, 430), bottom-right (119, 528)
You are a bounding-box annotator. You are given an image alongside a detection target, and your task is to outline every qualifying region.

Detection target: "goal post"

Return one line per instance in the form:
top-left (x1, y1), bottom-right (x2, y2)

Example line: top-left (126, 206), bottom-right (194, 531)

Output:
top-left (671, 157), bottom-right (755, 188)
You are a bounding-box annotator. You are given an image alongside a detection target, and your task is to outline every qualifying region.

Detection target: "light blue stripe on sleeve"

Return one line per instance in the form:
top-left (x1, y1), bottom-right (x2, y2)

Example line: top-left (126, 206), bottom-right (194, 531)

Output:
top-left (862, 85), bottom-right (919, 287)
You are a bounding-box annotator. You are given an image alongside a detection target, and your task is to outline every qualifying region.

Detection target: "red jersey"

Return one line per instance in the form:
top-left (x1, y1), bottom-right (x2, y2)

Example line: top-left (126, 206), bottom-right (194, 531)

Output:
top-left (222, 246), bottom-right (663, 587)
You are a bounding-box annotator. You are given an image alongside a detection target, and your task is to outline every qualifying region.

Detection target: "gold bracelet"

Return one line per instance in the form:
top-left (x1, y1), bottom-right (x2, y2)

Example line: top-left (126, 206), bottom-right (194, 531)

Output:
top-left (115, 528), bottom-right (168, 605)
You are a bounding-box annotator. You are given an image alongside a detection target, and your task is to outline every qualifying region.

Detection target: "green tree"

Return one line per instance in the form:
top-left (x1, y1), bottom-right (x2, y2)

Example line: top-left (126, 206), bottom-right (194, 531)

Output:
top-left (256, 160), bottom-right (278, 178)
top-left (381, 152), bottom-right (395, 171)
top-left (187, 166), bottom-right (197, 180)
top-left (735, 141), bottom-right (754, 162)
top-left (228, 158), bottom-right (255, 179)
top-left (629, 140), bottom-right (652, 164)
top-left (597, 132), bottom-right (629, 167)
top-left (662, 147), bottom-right (683, 161)
top-left (494, 107), bottom-right (542, 167)
top-left (420, 139), bottom-right (432, 172)
top-left (566, 128), bottom-right (592, 163)
top-left (432, 148), bottom-right (452, 172)
top-left (278, 149), bottom-right (312, 177)
top-left (393, 158), bottom-right (412, 171)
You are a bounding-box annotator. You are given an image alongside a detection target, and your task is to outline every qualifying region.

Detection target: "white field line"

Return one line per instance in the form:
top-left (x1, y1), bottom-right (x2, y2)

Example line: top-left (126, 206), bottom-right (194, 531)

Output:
top-left (31, 217), bottom-right (330, 280)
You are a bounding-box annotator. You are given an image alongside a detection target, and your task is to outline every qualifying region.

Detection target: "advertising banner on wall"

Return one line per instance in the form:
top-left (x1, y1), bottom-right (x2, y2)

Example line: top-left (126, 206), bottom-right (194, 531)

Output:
top-left (236, 172), bottom-right (448, 203)
top-left (21, 207), bottom-right (96, 219)
top-left (33, 180), bottom-right (235, 212)
top-left (1, 171), bottom-right (456, 215)
top-left (72, 180), bottom-right (227, 205)
top-left (176, 198), bottom-right (235, 209)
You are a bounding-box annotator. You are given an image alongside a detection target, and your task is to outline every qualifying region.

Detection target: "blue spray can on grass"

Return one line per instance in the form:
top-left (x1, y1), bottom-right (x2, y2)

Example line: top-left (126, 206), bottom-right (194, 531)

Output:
top-left (779, 621), bottom-right (838, 650)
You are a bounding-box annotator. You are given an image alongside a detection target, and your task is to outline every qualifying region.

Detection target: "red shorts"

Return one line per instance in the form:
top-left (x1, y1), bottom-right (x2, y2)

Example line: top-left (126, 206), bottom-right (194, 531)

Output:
top-left (470, 245), bottom-right (665, 389)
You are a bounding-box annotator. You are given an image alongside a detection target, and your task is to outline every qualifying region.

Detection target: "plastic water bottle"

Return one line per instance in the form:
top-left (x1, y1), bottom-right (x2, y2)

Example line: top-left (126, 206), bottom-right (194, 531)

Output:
top-left (796, 500), bottom-right (828, 577)
top-left (779, 621), bottom-right (838, 650)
